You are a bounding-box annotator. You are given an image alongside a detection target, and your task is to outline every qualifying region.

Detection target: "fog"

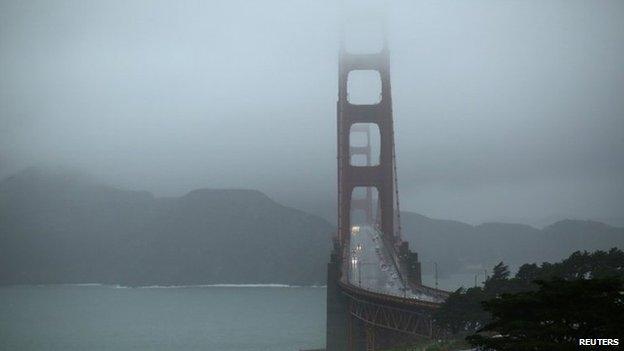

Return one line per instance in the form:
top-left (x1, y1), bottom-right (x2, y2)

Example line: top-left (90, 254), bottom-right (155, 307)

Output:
top-left (1, 0), bottom-right (623, 225)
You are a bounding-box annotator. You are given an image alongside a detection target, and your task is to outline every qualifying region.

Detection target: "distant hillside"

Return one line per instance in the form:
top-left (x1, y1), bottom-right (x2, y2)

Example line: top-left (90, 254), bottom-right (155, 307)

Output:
top-left (2, 168), bottom-right (622, 285)
top-left (401, 212), bottom-right (624, 275)
top-left (0, 168), bottom-right (333, 286)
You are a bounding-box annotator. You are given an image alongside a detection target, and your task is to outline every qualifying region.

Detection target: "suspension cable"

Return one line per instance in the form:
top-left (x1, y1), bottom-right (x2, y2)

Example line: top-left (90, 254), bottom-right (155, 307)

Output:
top-left (391, 124), bottom-right (402, 242)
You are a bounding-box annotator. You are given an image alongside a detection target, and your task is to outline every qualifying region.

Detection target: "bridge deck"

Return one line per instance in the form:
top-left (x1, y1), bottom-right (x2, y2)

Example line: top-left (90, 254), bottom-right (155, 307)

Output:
top-left (344, 225), bottom-right (445, 304)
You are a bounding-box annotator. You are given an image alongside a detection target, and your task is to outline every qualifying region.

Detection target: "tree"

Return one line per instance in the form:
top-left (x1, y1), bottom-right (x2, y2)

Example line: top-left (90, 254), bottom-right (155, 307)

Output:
top-left (490, 262), bottom-right (510, 281)
top-left (434, 287), bottom-right (490, 335)
top-left (483, 262), bottom-right (530, 299)
top-left (467, 278), bottom-right (624, 350)
top-left (538, 248), bottom-right (624, 281)
top-left (433, 249), bottom-right (624, 340)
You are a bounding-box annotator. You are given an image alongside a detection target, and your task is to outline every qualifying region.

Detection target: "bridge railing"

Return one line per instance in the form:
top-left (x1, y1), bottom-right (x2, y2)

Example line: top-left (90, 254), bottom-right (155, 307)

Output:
top-left (340, 270), bottom-right (445, 305)
top-left (338, 278), bottom-right (443, 309)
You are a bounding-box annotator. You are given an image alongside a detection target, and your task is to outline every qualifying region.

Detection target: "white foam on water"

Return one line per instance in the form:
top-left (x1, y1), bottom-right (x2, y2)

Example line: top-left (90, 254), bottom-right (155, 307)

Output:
top-left (12, 283), bottom-right (326, 289)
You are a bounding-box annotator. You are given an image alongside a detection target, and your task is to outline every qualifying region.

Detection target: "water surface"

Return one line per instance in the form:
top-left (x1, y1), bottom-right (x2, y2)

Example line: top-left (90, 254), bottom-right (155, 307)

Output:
top-left (0, 285), bottom-right (326, 351)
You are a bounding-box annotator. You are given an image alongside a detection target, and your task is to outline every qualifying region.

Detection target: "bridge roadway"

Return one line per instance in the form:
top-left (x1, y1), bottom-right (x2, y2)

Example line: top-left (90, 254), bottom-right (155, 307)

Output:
top-left (344, 225), bottom-right (444, 304)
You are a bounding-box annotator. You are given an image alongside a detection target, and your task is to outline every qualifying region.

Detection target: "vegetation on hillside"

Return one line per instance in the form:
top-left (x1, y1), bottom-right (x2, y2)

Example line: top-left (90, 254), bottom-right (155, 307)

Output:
top-left (433, 248), bottom-right (624, 350)
top-left (467, 278), bottom-right (624, 350)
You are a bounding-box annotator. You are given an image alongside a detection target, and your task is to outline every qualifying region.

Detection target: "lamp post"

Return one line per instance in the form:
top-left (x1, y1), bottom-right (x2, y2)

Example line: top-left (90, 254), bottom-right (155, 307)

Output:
top-left (347, 257), bottom-right (352, 283)
top-left (434, 262), bottom-right (439, 289)
top-left (351, 257), bottom-right (358, 285)
top-left (358, 262), bottom-right (362, 287)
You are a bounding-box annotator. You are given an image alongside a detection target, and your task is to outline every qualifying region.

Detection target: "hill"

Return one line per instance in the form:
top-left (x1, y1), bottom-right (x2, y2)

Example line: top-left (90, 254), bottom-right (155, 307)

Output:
top-left (401, 212), bottom-right (624, 275)
top-left (2, 168), bottom-right (622, 285)
top-left (0, 168), bottom-right (332, 286)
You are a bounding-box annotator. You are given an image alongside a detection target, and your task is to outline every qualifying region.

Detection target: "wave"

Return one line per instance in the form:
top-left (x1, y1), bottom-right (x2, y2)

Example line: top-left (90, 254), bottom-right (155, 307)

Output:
top-left (130, 284), bottom-right (327, 289)
top-left (6, 283), bottom-right (326, 289)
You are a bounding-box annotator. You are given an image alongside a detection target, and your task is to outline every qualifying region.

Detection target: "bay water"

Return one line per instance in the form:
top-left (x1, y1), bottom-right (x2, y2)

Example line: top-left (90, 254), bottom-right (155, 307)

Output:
top-left (0, 285), bottom-right (326, 351)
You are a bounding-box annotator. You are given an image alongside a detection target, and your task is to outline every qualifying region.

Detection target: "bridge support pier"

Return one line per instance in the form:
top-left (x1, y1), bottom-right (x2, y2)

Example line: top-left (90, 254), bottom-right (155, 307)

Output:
top-left (326, 247), bottom-right (349, 351)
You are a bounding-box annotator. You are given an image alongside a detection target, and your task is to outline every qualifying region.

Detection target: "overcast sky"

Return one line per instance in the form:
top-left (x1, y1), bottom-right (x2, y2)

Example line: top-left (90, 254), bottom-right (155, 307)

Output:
top-left (1, 0), bottom-right (623, 225)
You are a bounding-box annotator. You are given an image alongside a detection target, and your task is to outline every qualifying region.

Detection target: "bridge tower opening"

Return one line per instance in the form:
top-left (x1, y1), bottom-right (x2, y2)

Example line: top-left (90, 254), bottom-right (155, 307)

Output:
top-left (350, 186), bottom-right (378, 226)
top-left (349, 123), bottom-right (380, 226)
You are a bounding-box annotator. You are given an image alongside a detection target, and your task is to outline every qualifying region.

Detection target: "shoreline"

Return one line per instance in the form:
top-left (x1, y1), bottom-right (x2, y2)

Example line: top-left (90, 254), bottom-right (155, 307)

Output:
top-left (0, 283), bottom-right (327, 289)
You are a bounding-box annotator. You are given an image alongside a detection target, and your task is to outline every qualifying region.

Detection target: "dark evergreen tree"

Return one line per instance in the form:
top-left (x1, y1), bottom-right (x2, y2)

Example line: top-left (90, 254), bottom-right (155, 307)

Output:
top-left (484, 262), bottom-right (513, 297)
top-left (434, 249), bottom-right (624, 340)
top-left (467, 278), bottom-right (624, 350)
top-left (433, 287), bottom-right (489, 334)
